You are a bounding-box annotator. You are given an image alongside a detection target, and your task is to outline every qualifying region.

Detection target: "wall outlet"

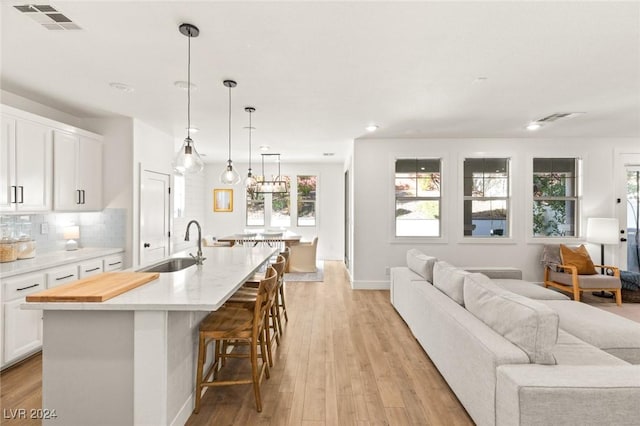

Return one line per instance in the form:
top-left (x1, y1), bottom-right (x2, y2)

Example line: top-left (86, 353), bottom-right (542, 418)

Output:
top-left (41, 222), bottom-right (49, 234)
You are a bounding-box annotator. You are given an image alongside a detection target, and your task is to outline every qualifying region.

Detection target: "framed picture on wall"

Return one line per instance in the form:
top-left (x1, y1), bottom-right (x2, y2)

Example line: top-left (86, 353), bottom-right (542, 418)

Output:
top-left (213, 189), bottom-right (233, 212)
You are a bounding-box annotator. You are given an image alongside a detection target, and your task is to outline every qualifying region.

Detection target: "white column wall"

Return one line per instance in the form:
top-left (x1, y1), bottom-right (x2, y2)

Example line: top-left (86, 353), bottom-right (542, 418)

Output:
top-left (203, 161), bottom-right (344, 260)
top-left (352, 137), bottom-right (640, 289)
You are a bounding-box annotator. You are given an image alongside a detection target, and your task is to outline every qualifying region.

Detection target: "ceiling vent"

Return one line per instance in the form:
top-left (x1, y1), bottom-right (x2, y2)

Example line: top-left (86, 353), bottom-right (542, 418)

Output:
top-left (536, 112), bottom-right (585, 123)
top-left (14, 4), bottom-right (81, 30)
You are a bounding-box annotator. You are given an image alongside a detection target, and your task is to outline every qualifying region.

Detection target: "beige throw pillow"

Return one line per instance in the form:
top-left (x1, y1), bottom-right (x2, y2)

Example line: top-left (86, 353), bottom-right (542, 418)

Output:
top-left (433, 261), bottom-right (471, 305)
top-left (463, 273), bottom-right (558, 365)
top-left (406, 249), bottom-right (437, 283)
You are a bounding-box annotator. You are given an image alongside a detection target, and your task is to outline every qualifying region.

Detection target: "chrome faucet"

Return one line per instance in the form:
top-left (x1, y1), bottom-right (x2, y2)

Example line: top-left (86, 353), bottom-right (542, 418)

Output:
top-left (184, 220), bottom-right (206, 265)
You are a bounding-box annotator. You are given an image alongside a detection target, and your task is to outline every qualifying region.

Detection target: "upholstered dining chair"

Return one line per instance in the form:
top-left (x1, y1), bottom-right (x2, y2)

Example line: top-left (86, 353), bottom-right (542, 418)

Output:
top-left (542, 244), bottom-right (622, 306)
top-left (289, 237), bottom-right (318, 273)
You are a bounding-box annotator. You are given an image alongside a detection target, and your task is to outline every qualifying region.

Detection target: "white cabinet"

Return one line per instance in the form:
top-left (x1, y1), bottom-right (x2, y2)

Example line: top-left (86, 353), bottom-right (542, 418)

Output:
top-left (78, 258), bottom-right (103, 278)
top-left (46, 264), bottom-right (79, 288)
top-left (0, 114), bottom-right (53, 212)
top-left (53, 130), bottom-right (103, 211)
top-left (2, 273), bottom-right (44, 365)
top-left (103, 254), bottom-right (124, 272)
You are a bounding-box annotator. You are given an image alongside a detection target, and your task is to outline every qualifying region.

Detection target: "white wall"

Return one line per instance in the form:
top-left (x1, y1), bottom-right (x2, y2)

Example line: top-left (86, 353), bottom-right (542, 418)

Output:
top-left (351, 137), bottom-right (640, 289)
top-left (203, 161), bottom-right (344, 260)
top-left (0, 90), bottom-right (86, 129)
top-left (84, 117), bottom-right (134, 267)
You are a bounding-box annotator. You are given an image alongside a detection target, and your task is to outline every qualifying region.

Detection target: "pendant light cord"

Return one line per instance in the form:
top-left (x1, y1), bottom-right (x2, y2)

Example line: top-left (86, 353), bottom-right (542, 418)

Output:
top-left (186, 31), bottom-right (191, 142)
top-left (248, 110), bottom-right (253, 171)
top-left (228, 85), bottom-right (232, 163)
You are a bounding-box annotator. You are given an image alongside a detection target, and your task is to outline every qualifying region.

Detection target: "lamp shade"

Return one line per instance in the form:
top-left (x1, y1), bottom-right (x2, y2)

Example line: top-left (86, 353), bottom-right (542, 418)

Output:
top-left (63, 226), bottom-right (80, 240)
top-left (586, 218), bottom-right (619, 245)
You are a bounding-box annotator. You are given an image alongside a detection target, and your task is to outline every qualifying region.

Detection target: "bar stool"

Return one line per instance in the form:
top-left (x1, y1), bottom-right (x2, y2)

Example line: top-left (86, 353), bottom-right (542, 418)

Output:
top-left (277, 247), bottom-right (290, 323)
top-left (194, 266), bottom-right (278, 414)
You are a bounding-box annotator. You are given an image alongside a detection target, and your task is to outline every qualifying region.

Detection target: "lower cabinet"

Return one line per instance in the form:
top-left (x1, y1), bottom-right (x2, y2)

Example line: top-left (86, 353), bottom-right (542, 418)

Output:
top-left (2, 272), bottom-right (44, 366)
top-left (1, 251), bottom-right (124, 369)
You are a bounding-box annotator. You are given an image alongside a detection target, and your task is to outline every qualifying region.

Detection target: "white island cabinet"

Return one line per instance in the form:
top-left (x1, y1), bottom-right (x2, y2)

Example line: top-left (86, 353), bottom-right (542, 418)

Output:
top-left (23, 246), bottom-right (276, 426)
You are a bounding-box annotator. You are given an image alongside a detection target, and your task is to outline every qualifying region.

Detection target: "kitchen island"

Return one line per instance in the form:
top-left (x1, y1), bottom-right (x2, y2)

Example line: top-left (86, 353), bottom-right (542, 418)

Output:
top-left (22, 246), bottom-right (277, 426)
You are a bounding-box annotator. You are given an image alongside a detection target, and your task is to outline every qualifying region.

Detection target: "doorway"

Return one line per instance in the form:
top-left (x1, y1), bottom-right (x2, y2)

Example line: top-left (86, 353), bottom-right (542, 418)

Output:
top-left (140, 170), bottom-right (170, 265)
top-left (625, 167), bottom-right (640, 272)
top-left (344, 170), bottom-right (350, 269)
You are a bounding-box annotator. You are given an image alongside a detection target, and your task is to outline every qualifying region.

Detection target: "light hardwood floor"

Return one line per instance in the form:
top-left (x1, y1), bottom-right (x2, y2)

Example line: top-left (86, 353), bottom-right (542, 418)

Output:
top-left (3, 262), bottom-right (638, 425)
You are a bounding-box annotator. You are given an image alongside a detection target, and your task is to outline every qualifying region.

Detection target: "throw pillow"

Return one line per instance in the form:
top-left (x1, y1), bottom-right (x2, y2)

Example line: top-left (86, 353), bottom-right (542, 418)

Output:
top-left (406, 249), bottom-right (437, 283)
top-left (464, 273), bottom-right (558, 365)
top-left (432, 261), bottom-right (470, 305)
top-left (559, 244), bottom-right (597, 275)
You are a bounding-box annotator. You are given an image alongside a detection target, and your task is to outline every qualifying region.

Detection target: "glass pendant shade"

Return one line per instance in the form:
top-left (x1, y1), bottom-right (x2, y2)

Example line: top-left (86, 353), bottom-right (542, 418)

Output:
top-left (220, 161), bottom-right (240, 184)
top-left (244, 171), bottom-right (257, 188)
top-left (173, 137), bottom-right (204, 175)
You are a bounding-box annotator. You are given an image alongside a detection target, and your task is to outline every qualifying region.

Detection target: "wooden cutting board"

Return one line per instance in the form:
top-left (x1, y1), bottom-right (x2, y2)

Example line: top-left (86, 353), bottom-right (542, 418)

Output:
top-left (26, 272), bottom-right (160, 302)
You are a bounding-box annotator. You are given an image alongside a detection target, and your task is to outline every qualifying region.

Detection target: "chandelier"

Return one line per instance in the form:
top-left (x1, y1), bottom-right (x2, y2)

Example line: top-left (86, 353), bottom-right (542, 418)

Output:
top-left (251, 153), bottom-right (289, 194)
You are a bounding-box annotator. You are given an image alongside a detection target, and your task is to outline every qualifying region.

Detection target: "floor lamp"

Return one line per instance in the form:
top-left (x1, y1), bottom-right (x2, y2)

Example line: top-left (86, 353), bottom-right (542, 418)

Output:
top-left (586, 217), bottom-right (620, 298)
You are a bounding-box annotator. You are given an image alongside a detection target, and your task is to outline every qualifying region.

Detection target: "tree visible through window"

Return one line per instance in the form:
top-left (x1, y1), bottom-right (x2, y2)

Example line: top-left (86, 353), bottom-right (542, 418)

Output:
top-left (297, 175), bottom-right (316, 226)
top-left (533, 158), bottom-right (579, 237)
top-left (463, 158), bottom-right (509, 237)
top-left (395, 159), bottom-right (441, 237)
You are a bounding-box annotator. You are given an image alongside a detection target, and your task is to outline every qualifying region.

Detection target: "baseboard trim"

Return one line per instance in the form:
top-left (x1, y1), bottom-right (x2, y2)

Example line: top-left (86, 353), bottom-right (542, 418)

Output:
top-left (171, 394), bottom-right (194, 426)
top-left (351, 280), bottom-right (390, 290)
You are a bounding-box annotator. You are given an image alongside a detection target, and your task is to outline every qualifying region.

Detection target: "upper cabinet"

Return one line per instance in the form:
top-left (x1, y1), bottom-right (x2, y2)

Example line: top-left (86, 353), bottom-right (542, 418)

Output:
top-left (0, 105), bottom-right (103, 213)
top-left (53, 130), bottom-right (103, 211)
top-left (0, 114), bottom-right (53, 212)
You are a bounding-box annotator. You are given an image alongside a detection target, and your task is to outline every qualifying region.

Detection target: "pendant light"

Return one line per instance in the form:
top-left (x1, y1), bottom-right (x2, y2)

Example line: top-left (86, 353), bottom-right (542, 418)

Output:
top-left (254, 153), bottom-right (289, 193)
top-left (220, 80), bottom-right (240, 184)
top-left (173, 23), bottom-right (204, 175)
top-left (244, 106), bottom-right (258, 189)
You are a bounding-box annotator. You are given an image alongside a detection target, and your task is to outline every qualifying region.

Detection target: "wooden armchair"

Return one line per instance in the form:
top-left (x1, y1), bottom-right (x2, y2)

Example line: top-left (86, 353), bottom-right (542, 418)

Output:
top-left (542, 244), bottom-right (622, 306)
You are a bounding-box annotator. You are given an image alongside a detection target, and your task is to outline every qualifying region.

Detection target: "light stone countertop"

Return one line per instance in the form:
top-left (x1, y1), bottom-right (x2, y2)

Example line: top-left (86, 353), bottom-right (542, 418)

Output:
top-left (0, 247), bottom-right (124, 278)
top-left (22, 246), bottom-right (277, 312)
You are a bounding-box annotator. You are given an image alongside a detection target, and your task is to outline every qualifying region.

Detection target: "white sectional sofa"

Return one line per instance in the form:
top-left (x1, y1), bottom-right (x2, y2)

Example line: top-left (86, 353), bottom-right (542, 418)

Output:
top-left (391, 249), bottom-right (640, 426)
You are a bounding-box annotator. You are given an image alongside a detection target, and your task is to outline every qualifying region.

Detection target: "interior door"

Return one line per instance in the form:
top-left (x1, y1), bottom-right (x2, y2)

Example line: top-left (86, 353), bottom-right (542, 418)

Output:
top-left (140, 170), bottom-right (170, 266)
top-left (622, 166), bottom-right (640, 272)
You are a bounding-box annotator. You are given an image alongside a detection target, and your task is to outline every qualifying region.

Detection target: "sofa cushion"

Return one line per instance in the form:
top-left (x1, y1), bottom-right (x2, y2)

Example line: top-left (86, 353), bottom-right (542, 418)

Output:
top-left (493, 279), bottom-right (570, 300)
top-left (464, 273), bottom-right (559, 365)
top-left (406, 249), bottom-right (437, 282)
top-left (433, 261), bottom-right (471, 305)
top-left (559, 244), bottom-right (597, 275)
top-left (541, 300), bottom-right (640, 364)
top-left (552, 330), bottom-right (629, 366)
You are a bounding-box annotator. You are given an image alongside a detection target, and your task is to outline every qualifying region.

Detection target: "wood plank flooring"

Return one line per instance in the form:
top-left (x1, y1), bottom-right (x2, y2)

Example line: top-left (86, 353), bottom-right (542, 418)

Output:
top-left (3, 261), bottom-right (640, 425)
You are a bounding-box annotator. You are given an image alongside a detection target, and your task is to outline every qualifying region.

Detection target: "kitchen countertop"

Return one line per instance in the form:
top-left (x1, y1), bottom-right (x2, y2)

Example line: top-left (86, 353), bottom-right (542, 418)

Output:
top-left (0, 247), bottom-right (124, 278)
top-left (22, 246), bottom-right (276, 312)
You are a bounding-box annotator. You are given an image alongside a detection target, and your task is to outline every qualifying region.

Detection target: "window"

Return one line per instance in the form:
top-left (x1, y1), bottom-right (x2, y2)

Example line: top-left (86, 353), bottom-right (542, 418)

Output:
top-left (395, 159), bottom-right (441, 237)
top-left (297, 175), bottom-right (317, 227)
top-left (246, 188), bottom-right (265, 226)
top-left (246, 176), bottom-right (292, 227)
top-left (532, 158), bottom-right (579, 237)
top-left (271, 177), bottom-right (291, 227)
top-left (463, 158), bottom-right (509, 237)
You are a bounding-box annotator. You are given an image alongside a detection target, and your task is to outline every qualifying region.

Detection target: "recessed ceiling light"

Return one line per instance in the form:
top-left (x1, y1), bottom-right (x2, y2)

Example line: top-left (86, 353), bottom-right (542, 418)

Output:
top-left (473, 77), bottom-right (488, 83)
top-left (109, 82), bottom-right (134, 92)
top-left (323, 152), bottom-right (335, 157)
top-left (526, 122), bottom-right (542, 131)
top-left (259, 145), bottom-right (270, 151)
top-left (243, 126), bottom-right (256, 130)
top-left (187, 127), bottom-right (199, 133)
top-left (366, 124), bottom-right (379, 132)
top-left (174, 81), bottom-right (197, 90)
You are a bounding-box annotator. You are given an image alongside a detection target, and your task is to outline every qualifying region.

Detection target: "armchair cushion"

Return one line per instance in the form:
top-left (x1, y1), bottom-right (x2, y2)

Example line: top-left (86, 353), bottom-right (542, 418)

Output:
top-left (559, 244), bottom-right (597, 275)
top-left (547, 270), bottom-right (621, 289)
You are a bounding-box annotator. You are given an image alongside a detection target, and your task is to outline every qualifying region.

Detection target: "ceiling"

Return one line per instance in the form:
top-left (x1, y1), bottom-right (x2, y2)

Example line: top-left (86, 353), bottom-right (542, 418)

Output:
top-left (1, 1), bottom-right (639, 163)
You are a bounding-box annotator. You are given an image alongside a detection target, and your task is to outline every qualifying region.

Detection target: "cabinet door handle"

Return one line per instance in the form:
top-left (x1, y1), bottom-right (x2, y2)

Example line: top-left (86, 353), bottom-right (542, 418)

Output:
top-left (77, 189), bottom-right (82, 204)
top-left (18, 186), bottom-right (24, 203)
top-left (17, 283), bottom-right (41, 291)
top-left (10, 185), bottom-right (17, 203)
top-left (82, 190), bottom-right (86, 204)
top-left (108, 261), bottom-right (122, 266)
top-left (84, 267), bottom-right (101, 273)
top-left (56, 274), bottom-right (75, 281)
top-left (143, 243), bottom-right (150, 248)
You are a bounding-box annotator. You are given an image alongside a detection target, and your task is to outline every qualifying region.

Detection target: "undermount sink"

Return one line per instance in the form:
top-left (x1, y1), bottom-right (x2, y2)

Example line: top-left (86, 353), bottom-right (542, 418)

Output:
top-left (139, 257), bottom-right (197, 273)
